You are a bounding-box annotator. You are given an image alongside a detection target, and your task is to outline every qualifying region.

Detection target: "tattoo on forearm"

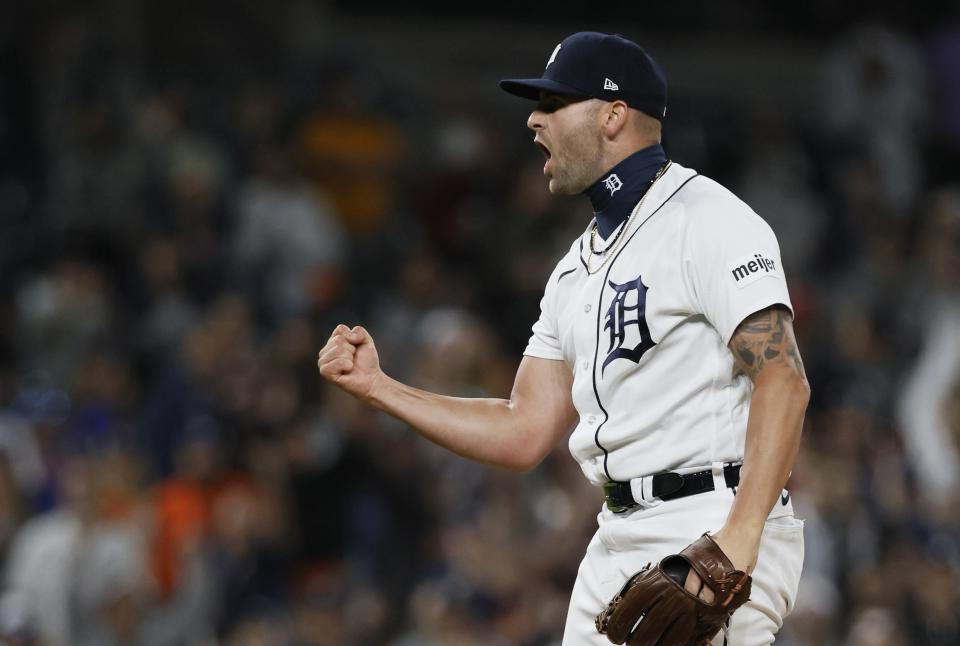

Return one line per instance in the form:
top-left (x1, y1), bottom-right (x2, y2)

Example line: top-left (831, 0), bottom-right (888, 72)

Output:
top-left (730, 307), bottom-right (806, 381)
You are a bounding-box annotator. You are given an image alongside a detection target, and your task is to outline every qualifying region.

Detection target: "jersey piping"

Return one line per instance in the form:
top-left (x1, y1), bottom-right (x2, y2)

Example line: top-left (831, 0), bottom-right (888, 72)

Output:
top-left (557, 267), bottom-right (578, 283)
top-left (591, 173), bottom-right (701, 481)
top-left (578, 239), bottom-right (588, 270)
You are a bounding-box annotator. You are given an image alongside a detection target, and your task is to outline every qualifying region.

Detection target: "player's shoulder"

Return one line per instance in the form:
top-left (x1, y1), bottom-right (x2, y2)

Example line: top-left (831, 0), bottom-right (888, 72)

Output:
top-left (672, 169), bottom-right (757, 221)
top-left (665, 166), bottom-right (775, 241)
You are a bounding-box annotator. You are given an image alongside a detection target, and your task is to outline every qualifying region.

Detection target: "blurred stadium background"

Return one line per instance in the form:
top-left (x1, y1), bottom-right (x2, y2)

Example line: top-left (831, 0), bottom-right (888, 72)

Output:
top-left (1, 1), bottom-right (959, 644)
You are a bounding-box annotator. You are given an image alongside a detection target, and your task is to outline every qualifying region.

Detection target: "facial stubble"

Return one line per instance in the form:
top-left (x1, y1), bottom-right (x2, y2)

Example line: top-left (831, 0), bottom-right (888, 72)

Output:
top-left (548, 111), bottom-right (605, 195)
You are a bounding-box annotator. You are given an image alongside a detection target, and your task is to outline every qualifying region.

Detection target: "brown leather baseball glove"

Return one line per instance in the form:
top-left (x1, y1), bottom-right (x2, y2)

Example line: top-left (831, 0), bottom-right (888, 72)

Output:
top-left (595, 534), bottom-right (751, 646)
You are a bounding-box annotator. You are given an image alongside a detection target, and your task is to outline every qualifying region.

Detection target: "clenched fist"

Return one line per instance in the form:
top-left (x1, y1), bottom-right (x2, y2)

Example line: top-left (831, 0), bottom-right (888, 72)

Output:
top-left (317, 324), bottom-right (383, 402)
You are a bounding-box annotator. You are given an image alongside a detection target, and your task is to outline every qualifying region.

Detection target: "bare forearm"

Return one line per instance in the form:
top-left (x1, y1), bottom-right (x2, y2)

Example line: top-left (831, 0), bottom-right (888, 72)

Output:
top-left (369, 373), bottom-right (540, 470)
top-left (725, 369), bottom-right (809, 534)
top-left (319, 327), bottom-right (576, 472)
top-left (717, 306), bottom-right (810, 568)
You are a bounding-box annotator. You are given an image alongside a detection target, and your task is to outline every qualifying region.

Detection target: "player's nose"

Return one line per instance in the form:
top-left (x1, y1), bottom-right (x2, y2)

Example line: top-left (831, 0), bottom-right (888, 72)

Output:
top-left (527, 109), bottom-right (545, 131)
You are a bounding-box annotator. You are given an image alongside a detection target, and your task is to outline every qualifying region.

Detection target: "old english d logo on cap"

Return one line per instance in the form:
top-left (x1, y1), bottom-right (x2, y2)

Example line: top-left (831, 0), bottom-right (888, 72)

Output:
top-left (499, 32), bottom-right (668, 121)
top-left (546, 43), bottom-right (561, 68)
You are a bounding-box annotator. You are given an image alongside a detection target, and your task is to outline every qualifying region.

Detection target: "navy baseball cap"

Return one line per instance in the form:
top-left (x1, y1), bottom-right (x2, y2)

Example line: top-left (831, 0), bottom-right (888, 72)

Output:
top-left (499, 32), bottom-right (668, 121)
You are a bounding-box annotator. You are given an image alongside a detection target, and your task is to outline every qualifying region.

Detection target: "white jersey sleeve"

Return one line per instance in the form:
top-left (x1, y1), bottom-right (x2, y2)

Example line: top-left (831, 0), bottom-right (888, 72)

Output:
top-left (524, 244), bottom-right (580, 361)
top-left (525, 291), bottom-right (563, 360)
top-left (682, 182), bottom-right (793, 345)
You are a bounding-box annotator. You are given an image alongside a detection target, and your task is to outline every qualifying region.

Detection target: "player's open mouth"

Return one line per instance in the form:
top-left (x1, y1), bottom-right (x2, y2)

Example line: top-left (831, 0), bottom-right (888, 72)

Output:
top-left (536, 140), bottom-right (552, 175)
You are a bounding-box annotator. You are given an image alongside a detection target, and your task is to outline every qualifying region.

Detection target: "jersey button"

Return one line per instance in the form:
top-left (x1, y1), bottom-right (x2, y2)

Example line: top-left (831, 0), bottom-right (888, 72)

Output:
top-left (584, 304), bottom-right (592, 313)
top-left (587, 415), bottom-right (596, 424)
top-left (581, 360), bottom-right (590, 371)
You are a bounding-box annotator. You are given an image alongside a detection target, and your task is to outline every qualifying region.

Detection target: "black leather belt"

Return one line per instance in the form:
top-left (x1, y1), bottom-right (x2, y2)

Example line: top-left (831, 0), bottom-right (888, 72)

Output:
top-left (602, 464), bottom-right (741, 513)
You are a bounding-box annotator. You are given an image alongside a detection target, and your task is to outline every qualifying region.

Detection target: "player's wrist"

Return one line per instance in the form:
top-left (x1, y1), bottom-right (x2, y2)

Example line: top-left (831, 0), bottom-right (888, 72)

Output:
top-left (719, 512), bottom-right (765, 533)
top-left (714, 523), bottom-right (761, 543)
top-left (715, 518), bottom-right (764, 544)
top-left (711, 525), bottom-right (761, 572)
top-left (364, 369), bottom-right (393, 410)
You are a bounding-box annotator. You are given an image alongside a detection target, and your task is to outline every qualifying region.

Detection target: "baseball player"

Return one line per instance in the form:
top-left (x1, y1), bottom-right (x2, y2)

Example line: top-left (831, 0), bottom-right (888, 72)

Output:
top-left (318, 32), bottom-right (808, 645)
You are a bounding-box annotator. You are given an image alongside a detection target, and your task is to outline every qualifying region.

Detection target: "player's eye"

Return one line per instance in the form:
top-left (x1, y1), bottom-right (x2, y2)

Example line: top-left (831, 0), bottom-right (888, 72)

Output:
top-left (537, 94), bottom-right (584, 114)
top-left (539, 97), bottom-right (565, 113)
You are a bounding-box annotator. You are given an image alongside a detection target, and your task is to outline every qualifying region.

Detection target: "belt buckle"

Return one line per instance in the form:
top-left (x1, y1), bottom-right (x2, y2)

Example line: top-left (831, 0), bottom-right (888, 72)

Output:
top-left (602, 481), bottom-right (636, 514)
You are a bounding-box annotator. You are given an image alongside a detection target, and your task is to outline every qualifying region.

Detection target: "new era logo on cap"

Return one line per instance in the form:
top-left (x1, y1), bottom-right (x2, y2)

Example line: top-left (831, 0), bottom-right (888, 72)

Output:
top-left (604, 78), bottom-right (619, 91)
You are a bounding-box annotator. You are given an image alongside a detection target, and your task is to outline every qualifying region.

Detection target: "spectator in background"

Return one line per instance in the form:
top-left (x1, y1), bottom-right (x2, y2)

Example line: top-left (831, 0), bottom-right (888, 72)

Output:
top-left (846, 607), bottom-right (907, 646)
top-left (897, 187), bottom-right (960, 506)
top-left (4, 451), bottom-right (151, 646)
top-left (137, 237), bottom-right (200, 363)
top-left (14, 257), bottom-right (115, 387)
top-left (159, 132), bottom-right (233, 304)
top-left (823, 25), bottom-right (928, 211)
top-left (232, 143), bottom-right (346, 321)
top-left (0, 398), bottom-right (46, 519)
top-left (139, 294), bottom-right (258, 478)
top-left (736, 113), bottom-right (829, 281)
top-left (150, 420), bottom-right (221, 604)
top-left (298, 72), bottom-right (407, 237)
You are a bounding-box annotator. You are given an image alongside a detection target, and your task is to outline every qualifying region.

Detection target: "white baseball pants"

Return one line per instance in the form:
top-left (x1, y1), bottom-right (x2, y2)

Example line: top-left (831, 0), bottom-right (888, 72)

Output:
top-left (562, 487), bottom-right (804, 646)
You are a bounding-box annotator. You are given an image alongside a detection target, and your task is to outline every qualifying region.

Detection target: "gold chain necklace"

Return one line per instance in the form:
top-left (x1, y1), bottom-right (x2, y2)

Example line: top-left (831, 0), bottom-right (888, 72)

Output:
top-left (585, 160), bottom-right (672, 275)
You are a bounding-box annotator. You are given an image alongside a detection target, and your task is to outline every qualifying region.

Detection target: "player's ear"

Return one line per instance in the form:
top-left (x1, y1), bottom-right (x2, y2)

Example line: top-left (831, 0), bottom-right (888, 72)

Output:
top-left (601, 100), bottom-right (629, 138)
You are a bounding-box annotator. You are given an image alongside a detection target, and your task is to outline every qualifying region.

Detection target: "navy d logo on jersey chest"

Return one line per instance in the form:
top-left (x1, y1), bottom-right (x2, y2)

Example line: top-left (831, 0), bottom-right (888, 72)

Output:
top-left (602, 274), bottom-right (656, 374)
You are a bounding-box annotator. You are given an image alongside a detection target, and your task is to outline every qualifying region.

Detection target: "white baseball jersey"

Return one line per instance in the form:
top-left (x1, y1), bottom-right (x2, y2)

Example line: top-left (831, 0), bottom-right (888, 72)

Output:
top-left (524, 162), bottom-right (793, 485)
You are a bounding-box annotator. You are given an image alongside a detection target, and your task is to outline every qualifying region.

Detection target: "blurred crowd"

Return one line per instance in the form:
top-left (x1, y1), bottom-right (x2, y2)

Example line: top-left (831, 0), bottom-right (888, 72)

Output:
top-left (1, 3), bottom-right (959, 646)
